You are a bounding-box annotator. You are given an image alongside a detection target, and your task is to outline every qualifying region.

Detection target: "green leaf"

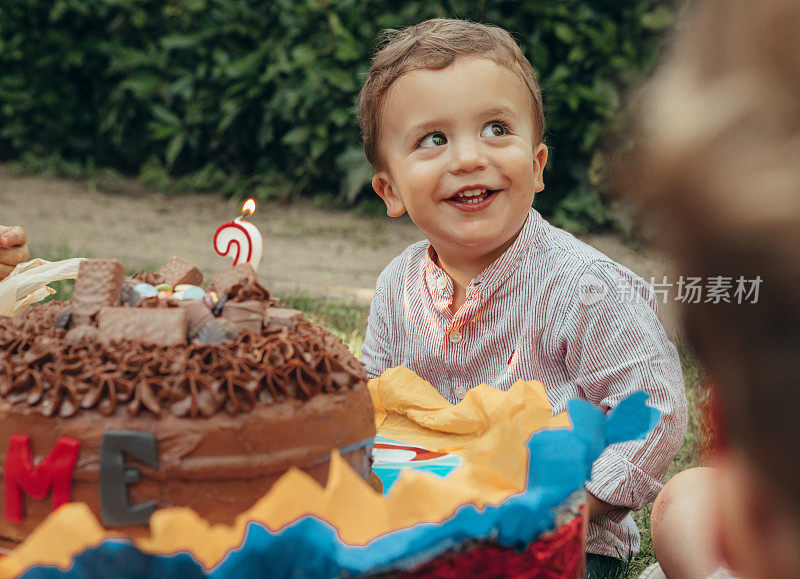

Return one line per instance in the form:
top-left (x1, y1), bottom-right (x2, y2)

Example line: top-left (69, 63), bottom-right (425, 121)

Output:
top-left (335, 36), bottom-right (361, 62)
top-left (165, 133), bottom-right (185, 168)
top-left (281, 126), bottom-right (310, 145)
top-left (150, 123), bottom-right (177, 140)
top-left (330, 108), bottom-right (351, 127)
top-left (641, 6), bottom-right (674, 31)
top-left (161, 34), bottom-right (200, 51)
top-left (226, 51), bottom-right (263, 79)
top-left (553, 22), bottom-right (576, 44)
top-left (325, 68), bottom-right (355, 91)
top-left (169, 75), bottom-right (194, 99)
top-left (112, 47), bottom-right (155, 70)
top-left (291, 45), bottom-right (316, 67)
top-left (310, 138), bottom-right (325, 159)
top-left (336, 146), bottom-right (373, 203)
top-left (119, 73), bottom-right (161, 98)
top-left (151, 104), bottom-right (182, 127)
top-left (566, 92), bottom-right (580, 111)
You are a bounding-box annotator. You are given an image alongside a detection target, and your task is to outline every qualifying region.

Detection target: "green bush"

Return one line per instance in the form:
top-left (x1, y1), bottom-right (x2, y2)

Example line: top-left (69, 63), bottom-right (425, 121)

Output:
top-left (0, 0), bottom-right (674, 230)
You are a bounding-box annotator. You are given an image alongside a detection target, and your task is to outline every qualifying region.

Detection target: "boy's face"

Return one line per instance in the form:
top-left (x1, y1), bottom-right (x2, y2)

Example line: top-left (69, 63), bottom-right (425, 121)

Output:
top-left (372, 57), bottom-right (547, 265)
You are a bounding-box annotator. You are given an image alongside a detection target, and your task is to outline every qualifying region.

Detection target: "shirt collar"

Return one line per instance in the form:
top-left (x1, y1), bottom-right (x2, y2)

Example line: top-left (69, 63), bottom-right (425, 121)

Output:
top-left (422, 207), bottom-right (541, 298)
top-left (473, 207), bottom-right (540, 290)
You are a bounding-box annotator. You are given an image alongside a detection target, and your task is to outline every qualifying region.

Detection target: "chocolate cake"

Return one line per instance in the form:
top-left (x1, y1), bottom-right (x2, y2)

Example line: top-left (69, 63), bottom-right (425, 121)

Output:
top-left (0, 258), bottom-right (375, 546)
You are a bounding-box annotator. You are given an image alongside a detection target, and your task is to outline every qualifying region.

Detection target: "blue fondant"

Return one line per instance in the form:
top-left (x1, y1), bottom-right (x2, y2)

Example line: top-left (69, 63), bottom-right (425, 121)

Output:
top-left (606, 391), bottom-right (660, 446)
top-left (19, 541), bottom-right (205, 579)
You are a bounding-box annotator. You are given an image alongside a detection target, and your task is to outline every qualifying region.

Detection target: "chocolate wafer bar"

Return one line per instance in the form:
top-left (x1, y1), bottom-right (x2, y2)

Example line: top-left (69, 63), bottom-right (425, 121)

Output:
top-left (212, 263), bottom-right (256, 296)
top-left (264, 307), bottom-right (304, 331)
top-left (97, 307), bottom-right (188, 345)
top-left (179, 300), bottom-right (214, 338)
top-left (222, 300), bottom-right (265, 334)
top-left (71, 259), bottom-right (125, 325)
top-left (158, 257), bottom-right (203, 287)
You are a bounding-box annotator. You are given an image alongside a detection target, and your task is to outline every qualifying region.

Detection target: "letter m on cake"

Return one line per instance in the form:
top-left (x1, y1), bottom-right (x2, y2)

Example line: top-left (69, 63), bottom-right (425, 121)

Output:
top-left (3, 435), bottom-right (80, 523)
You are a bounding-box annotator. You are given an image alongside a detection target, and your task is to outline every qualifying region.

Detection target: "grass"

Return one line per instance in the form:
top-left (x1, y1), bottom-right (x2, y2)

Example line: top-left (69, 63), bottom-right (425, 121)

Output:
top-left (625, 342), bottom-right (706, 577)
top-left (277, 292), bottom-right (369, 358)
top-left (279, 216), bottom-right (392, 249)
top-left (26, 254), bottom-right (704, 577)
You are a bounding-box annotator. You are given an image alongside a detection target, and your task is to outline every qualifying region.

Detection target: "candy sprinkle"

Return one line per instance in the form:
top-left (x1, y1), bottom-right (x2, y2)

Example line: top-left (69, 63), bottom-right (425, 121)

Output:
top-left (133, 283), bottom-right (159, 298)
top-left (183, 286), bottom-right (206, 301)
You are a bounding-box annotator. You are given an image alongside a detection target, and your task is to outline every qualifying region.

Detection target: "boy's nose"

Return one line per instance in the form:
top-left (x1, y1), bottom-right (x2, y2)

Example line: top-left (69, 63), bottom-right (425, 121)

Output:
top-left (448, 138), bottom-right (487, 174)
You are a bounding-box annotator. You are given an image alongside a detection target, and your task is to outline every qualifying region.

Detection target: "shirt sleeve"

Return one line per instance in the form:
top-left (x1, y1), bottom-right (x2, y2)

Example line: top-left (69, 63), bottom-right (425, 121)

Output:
top-left (556, 260), bottom-right (688, 517)
top-left (360, 269), bottom-right (394, 379)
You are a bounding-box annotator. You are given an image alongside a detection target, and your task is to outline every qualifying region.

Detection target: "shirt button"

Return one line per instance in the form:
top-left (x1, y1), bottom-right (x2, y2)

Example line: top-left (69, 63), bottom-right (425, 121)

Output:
top-left (436, 277), bottom-right (448, 290)
top-left (449, 329), bottom-right (463, 343)
top-left (454, 385), bottom-right (468, 398)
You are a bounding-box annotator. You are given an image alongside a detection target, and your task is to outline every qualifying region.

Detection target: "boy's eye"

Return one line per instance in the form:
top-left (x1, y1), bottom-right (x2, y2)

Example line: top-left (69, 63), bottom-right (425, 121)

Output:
top-left (418, 132), bottom-right (447, 148)
top-left (481, 122), bottom-right (508, 138)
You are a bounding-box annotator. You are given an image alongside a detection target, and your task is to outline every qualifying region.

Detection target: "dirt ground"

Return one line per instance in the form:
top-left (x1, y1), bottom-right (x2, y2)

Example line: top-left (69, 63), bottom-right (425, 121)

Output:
top-left (0, 165), bottom-right (681, 337)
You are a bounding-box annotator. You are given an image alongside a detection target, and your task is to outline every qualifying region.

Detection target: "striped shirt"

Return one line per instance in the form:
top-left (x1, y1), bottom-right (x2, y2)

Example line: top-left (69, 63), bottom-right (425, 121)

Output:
top-left (361, 207), bottom-right (687, 559)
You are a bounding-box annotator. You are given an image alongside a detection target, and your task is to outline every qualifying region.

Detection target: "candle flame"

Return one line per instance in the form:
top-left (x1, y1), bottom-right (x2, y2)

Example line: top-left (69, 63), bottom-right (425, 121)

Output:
top-left (241, 199), bottom-right (257, 216)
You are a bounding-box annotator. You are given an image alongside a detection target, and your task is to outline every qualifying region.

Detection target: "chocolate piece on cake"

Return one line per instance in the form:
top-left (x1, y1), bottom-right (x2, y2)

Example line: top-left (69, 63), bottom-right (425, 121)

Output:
top-left (212, 263), bottom-right (256, 296)
top-left (212, 293), bottom-right (230, 317)
top-left (120, 282), bottom-right (142, 307)
top-left (194, 319), bottom-right (229, 345)
top-left (64, 325), bottom-right (99, 343)
top-left (265, 307), bottom-right (304, 331)
top-left (55, 306), bottom-right (73, 330)
top-left (217, 317), bottom-right (241, 340)
top-left (132, 271), bottom-right (165, 286)
top-left (158, 257), bottom-right (203, 287)
top-left (70, 259), bottom-right (125, 326)
top-left (179, 300), bottom-right (215, 339)
top-left (222, 300), bottom-right (266, 334)
top-left (97, 307), bottom-right (188, 345)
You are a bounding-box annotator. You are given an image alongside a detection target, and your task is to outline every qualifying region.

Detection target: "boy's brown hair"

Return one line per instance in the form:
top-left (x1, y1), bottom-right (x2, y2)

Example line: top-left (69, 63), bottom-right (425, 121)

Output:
top-left (357, 18), bottom-right (545, 170)
top-left (618, 0), bottom-right (800, 513)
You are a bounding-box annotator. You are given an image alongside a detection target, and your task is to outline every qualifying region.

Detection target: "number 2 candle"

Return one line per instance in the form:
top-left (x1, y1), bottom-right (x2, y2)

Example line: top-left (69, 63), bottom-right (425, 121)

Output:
top-left (213, 199), bottom-right (263, 271)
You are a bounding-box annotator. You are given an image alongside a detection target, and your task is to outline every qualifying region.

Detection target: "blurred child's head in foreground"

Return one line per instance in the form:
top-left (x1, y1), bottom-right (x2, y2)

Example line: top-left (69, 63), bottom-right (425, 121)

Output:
top-left (619, 0), bottom-right (800, 575)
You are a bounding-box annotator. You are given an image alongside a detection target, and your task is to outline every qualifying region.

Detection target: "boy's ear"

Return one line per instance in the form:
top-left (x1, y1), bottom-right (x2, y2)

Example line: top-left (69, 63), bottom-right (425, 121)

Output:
top-left (372, 171), bottom-right (407, 217)
top-left (533, 143), bottom-right (548, 193)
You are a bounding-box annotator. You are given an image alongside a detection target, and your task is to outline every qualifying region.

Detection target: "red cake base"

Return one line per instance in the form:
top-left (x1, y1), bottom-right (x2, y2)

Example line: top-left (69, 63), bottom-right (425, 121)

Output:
top-left (403, 508), bottom-right (587, 578)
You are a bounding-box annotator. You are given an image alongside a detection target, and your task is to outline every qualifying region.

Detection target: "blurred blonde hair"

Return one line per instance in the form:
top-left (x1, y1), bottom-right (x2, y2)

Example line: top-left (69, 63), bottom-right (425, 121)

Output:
top-left (618, 0), bottom-right (800, 508)
top-left (357, 18), bottom-right (544, 170)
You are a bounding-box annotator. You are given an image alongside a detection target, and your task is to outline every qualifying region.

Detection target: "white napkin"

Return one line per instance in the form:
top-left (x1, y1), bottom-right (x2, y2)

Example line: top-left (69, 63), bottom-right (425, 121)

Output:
top-left (0, 258), bottom-right (86, 316)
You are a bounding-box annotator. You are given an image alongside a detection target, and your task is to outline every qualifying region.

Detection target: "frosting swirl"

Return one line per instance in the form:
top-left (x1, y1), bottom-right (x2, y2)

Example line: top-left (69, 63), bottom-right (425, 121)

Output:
top-left (0, 302), bottom-right (366, 419)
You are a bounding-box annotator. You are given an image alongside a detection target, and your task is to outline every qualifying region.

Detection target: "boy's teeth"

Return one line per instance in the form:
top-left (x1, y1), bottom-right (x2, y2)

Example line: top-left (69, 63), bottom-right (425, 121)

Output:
top-left (452, 188), bottom-right (492, 204)
top-left (456, 188), bottom-right (486, 198)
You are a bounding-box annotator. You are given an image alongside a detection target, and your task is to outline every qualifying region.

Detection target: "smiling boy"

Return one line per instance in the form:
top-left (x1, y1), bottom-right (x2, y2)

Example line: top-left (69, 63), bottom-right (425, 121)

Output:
top-left (358, 19), bottom-right (687, 573)
top-left (371, 55), bottom-right (547, 314)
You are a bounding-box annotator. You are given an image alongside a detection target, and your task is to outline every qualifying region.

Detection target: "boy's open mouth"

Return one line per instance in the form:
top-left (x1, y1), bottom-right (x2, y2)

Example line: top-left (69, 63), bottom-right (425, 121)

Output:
top-left (447, 188), bottom-right (499, 205)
